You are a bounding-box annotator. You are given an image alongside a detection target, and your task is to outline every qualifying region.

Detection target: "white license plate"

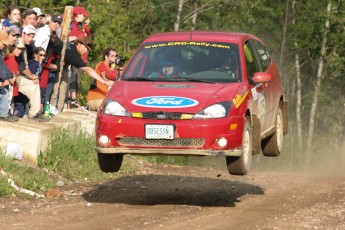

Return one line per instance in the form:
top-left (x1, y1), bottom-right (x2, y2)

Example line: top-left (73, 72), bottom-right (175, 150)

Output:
top-left (145, 124), bottom-right (174, 140)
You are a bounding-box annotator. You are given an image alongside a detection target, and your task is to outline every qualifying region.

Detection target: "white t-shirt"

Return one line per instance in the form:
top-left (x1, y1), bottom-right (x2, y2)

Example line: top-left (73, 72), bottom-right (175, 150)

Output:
top-left (34, 25), bottom-right (51, 51)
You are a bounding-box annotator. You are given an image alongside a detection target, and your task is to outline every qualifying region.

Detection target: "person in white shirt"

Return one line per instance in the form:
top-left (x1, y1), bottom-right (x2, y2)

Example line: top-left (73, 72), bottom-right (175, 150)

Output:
top-left (34, 14), bottom-right (62, 51)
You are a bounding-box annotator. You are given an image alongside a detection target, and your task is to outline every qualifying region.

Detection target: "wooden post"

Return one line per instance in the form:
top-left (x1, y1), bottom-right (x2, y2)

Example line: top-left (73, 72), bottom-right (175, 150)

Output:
top-left (57, 6), bottom-right (73, 82)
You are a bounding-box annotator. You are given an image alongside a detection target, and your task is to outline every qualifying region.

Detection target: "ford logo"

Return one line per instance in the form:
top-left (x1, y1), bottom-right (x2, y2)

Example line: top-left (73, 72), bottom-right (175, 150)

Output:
top-left (132, 96), bottom-right (199, 108)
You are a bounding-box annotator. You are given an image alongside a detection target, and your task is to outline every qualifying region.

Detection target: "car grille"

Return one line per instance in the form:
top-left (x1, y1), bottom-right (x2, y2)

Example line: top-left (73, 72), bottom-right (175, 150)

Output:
top-left (142, 112), bottom-right (182, 120)
top-left (118, 137), bottom-right (205, 147)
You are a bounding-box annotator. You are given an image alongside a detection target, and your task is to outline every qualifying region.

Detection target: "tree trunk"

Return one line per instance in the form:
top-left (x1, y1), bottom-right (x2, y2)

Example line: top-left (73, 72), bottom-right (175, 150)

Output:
top-left (174, 0), bottom-right (185, 31)
top-left (305, 0), bottom-right (331, 166)
top-left (279, 0), bottom-right (289, 68)
top-left (292, 0), bottom-right (303, 151)
top-left (191, 0), bottom-right (199, 31)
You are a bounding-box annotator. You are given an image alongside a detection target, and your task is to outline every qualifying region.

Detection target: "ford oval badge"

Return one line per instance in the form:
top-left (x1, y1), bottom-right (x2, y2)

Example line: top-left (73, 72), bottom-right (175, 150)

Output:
top-left (132, 96), bottom-right (199, 108)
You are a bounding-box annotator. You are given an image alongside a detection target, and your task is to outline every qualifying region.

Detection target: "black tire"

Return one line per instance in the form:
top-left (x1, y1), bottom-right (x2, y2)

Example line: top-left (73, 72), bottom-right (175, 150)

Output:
top-left (226, 118), bottom-right (252, 175)
top-left (97, 153), bottom-right (123, 173)
top-left (262, 107), bottom-right (283, 156)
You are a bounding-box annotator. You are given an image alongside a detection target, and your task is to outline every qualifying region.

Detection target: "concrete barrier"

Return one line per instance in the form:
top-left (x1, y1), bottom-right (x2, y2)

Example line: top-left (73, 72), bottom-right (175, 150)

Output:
top-left (0, 108), bottom-right (97, 165)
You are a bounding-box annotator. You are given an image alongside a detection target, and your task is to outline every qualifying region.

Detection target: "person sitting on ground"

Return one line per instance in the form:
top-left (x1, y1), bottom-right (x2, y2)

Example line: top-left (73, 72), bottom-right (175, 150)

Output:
top-left (86, 47), bottom-right (123, 111)
top-left (148, 61), bottom-right (187, 79)
top-left (0, 31), bottom-right (18, 122)
top-left (15, 25), bottom-right (43, 120)
top-left (27, 47), bottom-right (47, 118)
top-left (50, 36), bottom-right (114, 112)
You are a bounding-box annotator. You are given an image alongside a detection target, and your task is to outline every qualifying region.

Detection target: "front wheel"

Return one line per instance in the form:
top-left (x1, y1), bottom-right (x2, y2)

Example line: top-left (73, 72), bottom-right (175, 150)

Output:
top-left (97, 153), bottom-right (123, 173)
top-left (226, 118), bottom-right (252, 175)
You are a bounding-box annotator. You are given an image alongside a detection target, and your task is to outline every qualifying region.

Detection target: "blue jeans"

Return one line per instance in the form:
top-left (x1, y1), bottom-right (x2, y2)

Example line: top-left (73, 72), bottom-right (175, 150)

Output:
top-left (45, 72), bottom-right (56, 106)
top-left (0, 87), bottom-right (9, 117)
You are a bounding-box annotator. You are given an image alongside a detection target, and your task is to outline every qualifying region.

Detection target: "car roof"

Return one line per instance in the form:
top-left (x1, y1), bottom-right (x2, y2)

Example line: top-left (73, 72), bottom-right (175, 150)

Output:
top-left (142, 31), bottom-right (262, 44)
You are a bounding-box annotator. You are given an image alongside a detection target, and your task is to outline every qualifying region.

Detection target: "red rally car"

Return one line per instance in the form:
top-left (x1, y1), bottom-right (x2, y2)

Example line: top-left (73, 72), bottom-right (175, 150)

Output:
top-left (95, 31), bottom-right (288, 175)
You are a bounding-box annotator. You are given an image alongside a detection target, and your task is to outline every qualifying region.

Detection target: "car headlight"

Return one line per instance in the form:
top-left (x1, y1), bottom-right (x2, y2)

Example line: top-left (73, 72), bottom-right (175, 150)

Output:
top-left (193, 102), bottom-right (231, 119)
top-left (103, 99), bottom-right (131, 116)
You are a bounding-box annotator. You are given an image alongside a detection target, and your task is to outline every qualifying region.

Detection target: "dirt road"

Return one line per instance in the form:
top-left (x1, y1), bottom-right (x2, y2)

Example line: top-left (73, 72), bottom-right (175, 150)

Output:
top-left (1, 156), bottom-right (344, 230)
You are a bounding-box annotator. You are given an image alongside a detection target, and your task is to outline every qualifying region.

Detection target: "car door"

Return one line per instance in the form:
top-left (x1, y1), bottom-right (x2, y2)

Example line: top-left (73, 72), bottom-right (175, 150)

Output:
top-left (244, 40), bottom-right (272, 132)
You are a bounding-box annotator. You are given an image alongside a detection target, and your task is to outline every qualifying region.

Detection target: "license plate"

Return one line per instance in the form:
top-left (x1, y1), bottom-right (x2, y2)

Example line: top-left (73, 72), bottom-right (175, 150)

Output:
top-left (145, 124), bottom-right (174, 140)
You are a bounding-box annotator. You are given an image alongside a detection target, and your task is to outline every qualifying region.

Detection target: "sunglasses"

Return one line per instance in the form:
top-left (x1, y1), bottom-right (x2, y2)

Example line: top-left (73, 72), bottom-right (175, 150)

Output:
top-left (38, 53), bottom-right (46, 57)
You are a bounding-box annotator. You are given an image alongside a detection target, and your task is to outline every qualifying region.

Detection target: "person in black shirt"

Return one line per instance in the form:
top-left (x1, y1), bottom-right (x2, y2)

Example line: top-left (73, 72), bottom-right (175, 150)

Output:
top-left (50, 36), bottom-right (113, 112)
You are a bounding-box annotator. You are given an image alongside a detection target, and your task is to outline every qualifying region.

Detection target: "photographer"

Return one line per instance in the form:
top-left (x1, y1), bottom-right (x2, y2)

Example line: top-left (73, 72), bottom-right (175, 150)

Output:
top-left (86, 47), bottom-right (124, 111)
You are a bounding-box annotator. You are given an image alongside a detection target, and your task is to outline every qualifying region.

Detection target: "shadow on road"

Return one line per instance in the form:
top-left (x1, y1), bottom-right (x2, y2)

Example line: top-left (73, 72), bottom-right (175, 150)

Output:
top-left (83, 175), bottom-right (264, 207)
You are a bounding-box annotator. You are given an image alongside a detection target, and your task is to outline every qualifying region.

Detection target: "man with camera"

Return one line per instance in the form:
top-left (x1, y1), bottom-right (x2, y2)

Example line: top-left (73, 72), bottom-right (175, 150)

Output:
top-left (86, 47), bottom-right (124, 111)
top-left (50, 37), bottom-right (114, 112)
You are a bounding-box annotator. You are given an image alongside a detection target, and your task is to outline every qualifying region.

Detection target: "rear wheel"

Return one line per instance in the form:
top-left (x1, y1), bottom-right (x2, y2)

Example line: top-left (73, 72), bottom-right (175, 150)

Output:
top-left (97, 153), bottom-right (123, 172)
top-left (226, 118), bottom-right (252, 175)
top-left (262, 107), bottom-right (283, 156)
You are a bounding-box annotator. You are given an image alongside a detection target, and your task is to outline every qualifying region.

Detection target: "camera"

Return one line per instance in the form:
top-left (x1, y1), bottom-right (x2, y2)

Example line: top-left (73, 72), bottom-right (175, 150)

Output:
top-left (115, 56), bottom-right (125, 66)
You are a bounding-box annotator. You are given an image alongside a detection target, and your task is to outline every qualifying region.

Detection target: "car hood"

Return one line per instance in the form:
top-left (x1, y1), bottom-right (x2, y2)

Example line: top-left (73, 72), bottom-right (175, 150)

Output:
top-left (107, 81), bottom-right (244, 112)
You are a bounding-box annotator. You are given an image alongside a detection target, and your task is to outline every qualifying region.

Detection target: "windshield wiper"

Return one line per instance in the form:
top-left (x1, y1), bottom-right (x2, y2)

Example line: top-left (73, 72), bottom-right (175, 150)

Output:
top-left (174, 77), bottom-right (216, 84)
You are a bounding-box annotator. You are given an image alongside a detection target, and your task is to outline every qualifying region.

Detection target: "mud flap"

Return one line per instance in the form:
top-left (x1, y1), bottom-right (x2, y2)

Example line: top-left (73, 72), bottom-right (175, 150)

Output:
top-left (251, 114), bottom-right (261, 155)
top-left (281, 100), bottom-right (289, 135)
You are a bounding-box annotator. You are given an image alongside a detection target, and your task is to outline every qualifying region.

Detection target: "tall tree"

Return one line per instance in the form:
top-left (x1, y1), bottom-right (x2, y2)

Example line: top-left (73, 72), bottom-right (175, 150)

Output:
top-left (305, 0), bottom-right (331, 164)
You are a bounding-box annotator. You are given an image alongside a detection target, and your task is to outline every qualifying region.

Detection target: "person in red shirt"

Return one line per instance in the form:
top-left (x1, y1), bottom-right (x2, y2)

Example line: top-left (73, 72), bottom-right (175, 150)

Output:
top-left (4, 39), bottom-right (25, 115)
top-left (68, 6), bottom-right (91, 106)
top-left (86, 47), bottom-right (123, 111)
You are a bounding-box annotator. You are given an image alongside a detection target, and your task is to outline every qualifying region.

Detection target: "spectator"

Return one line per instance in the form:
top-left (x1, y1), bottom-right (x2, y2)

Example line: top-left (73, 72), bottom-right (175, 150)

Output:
top-left (68, 6), bottom-right (91, 106)
top-left (2, 5), bottom-right (21, 26)
top-left (28, 47), bottom-right (47, 116)
top-left (32, 7), bottom-right (45, 28)
top-left (69, 6), bottom-right (90, 42)
top-left (44, 31), bottom-right (62, 107)
top-left (50, 36), bottom-right (113, 112)
top-left (21, 9), bottom-right (37, 31)
top-left (0, 31), bottom-right (18, 122)
top-left (15, 25), bottom-right (42, 119)
top-left (86, 47), bottom-right (122, 111)
top-left (34, 14), bottom-right (62, 51)
top-left (2, 18), bottom-right (16, 32)
top-left (4, 39), bottom-right (25, 115)
top-left (6, 25), bottom-right (20, 45)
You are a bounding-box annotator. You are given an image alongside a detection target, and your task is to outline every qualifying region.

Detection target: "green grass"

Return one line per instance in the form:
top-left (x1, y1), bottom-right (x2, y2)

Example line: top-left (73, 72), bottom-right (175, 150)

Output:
top-left (0, 128), bottom-right (127, 198)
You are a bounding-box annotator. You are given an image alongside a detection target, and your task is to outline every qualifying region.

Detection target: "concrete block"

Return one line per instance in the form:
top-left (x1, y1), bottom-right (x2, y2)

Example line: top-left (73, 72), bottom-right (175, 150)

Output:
top-left (0, 119), bottom-right (53, 165)
top-left (57, 108), bottom-right (97, 135)
top-left (0, 112), bottom-right (91, 165)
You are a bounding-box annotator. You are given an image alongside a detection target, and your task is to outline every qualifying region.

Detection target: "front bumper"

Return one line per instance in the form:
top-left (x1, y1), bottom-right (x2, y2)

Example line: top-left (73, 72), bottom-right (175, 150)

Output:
top-left (96, 146), bottom-right (242, 157)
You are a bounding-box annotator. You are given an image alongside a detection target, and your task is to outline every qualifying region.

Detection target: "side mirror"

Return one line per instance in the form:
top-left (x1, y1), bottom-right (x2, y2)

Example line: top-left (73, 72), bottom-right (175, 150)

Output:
top-left (252, 72), bottom-right (272, 84)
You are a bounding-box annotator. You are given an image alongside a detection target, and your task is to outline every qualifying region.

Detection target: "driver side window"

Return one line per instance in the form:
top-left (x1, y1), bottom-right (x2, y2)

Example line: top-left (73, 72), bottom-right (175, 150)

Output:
top-left (244, 41), bottom-right (259, 81)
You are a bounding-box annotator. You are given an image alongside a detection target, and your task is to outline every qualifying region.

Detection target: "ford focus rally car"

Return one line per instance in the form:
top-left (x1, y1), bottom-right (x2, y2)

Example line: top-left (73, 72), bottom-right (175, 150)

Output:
top-left (95, 31), bottom-right (288, 175)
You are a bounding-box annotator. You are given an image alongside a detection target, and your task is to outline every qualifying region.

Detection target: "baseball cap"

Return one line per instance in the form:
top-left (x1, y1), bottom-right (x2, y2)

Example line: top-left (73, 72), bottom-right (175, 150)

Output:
top-left (23, 25), bottom-right (36, 34)
top-left (73, 6), bottom-right (89, 17)
top-left (0, 31), bottom-right (10, 45)
top-left (51, 14), bottom-right (62, 24)
top-left (15, 39), bottom-right (25, 49)
top-left (32, 7), bottom-right (45, 17)
top-left (2, 19), bottom-right (15, 27)
top-left (22, 9), bottom-right (37, 19)
top-left (7, 26), bottom-right (20, 36)
top-left (76, 36), bottom-right (92, 51)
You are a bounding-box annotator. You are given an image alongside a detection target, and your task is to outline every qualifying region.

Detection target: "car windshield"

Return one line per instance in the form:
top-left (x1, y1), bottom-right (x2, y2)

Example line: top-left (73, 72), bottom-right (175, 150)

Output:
top-left (122, 41), bottom-right (242, 84)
